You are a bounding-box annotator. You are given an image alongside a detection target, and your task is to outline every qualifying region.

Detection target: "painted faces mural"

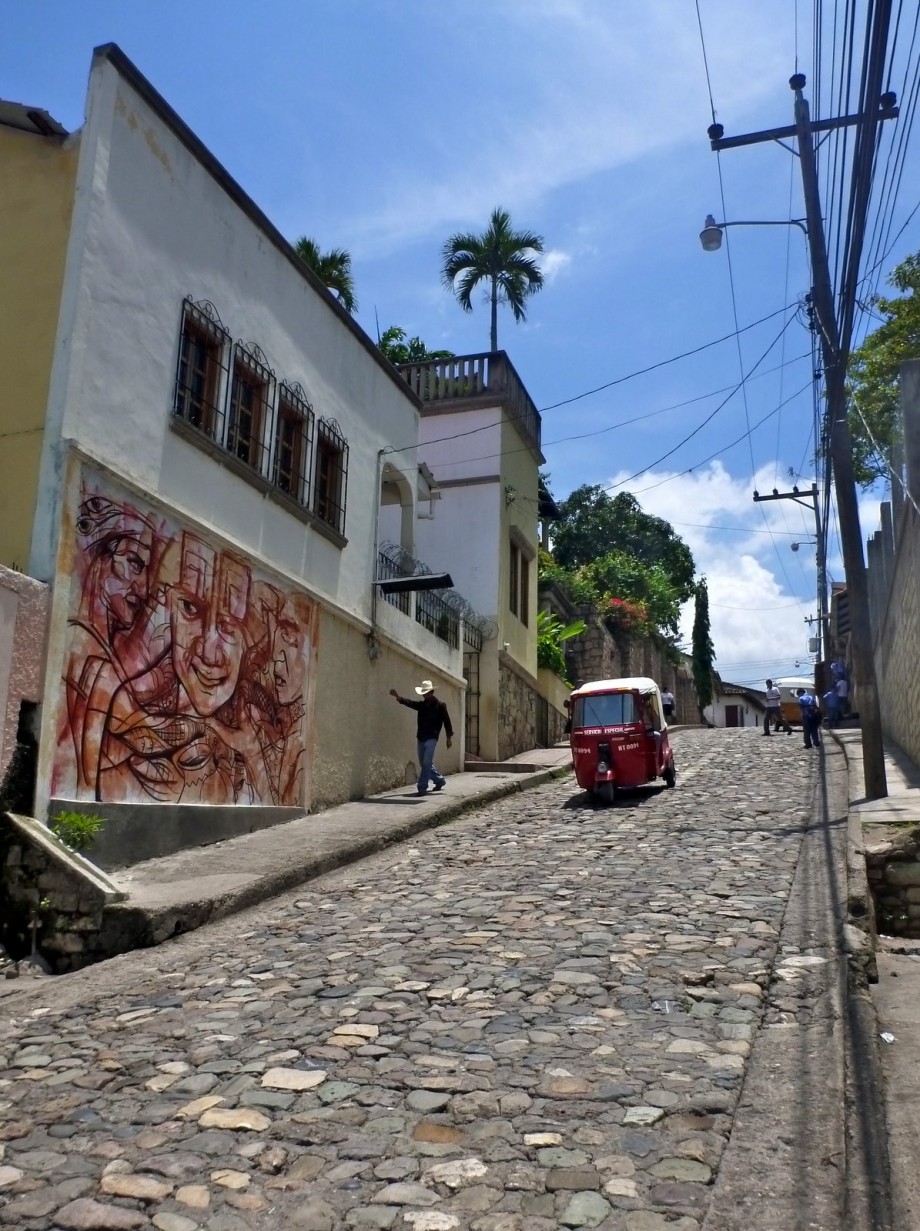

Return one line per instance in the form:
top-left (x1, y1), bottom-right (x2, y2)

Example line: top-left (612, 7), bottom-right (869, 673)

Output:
top-left (54, 472), bottom-right (317, 807)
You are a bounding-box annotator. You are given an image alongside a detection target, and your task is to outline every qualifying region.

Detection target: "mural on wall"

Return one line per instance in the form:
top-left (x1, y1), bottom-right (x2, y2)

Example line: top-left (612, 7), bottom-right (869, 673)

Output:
top-left (53, 471), bottom-right (317, 807)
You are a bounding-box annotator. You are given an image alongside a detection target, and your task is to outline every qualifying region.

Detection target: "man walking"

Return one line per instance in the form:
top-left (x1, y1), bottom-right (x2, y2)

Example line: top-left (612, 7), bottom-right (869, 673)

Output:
top-left (390, 679), bottom-right (453, 796)
top-left (763, 679), bottom-right (792, 735)
top-left (796, 687), bottom-right (822, 749)
top-left (660, 687), bottom-right (676, 723)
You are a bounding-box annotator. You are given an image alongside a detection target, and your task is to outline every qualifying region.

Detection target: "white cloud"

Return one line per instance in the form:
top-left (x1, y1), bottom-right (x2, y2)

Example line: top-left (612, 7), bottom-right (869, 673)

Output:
top-left (541, 250), bottom-right (572, 283)
top-left (336, 2), bottom-right (790, 256)
top-left (612, 461), bottom-right (823, 683)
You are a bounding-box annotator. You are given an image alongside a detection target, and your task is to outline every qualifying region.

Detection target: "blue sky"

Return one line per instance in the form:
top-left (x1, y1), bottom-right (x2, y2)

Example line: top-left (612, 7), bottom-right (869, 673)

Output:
top-left (5, 1), bottom-right (918, 684)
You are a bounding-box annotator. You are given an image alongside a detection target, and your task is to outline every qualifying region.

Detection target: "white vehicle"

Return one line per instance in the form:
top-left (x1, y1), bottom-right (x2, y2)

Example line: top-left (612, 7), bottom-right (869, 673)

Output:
top-left (773, 676), bottom-right (815, 726)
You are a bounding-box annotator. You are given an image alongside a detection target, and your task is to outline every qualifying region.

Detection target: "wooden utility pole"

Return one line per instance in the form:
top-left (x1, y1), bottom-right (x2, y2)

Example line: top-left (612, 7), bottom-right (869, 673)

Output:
top-left (710, 75), bottom-right (897, 799)
top-left (753, 484), bottom-right (827, 661)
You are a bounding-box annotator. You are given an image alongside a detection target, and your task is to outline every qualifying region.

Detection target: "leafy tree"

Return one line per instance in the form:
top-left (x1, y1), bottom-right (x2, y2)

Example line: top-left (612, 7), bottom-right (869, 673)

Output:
top-left (294, 236), bottom-right (358, 315)
top-left (552, 486), bottom-right (695, 603)
top-left (441, 207), bottom-right (544, 352)
top-left (691, 577), bottom-right (715, 719)
top-left (846, 251), bottom-right (920, 486)
top-left (378, 326), bottom-right (454, 365)
top-left (536, 610), bottom-right (586, 682)
top-left (584, 551), bottom-right (683, 636)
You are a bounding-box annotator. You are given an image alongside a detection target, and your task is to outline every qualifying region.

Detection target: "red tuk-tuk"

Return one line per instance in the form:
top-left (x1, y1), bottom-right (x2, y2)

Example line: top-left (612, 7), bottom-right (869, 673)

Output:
top-left (569, 676), bottom-right (676, 804)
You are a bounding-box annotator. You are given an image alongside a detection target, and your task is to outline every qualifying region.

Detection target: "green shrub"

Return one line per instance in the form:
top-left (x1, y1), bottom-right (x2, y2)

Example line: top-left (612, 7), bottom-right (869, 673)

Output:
top-left (49, 810), bottom-right (105, 852)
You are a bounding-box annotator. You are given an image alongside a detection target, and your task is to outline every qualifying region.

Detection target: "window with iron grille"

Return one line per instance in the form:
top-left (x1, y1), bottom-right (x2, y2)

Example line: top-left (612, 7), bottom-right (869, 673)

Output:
top-left (520, 553), bottom-right (530, 627)
top-left (273, 382), bottom-right (313, 505)
top-left (313, 418), bottom-right (348, 535)
top-left (174, 299), bottom-right (229, 438)
top-left (228, 344), bottom-right (273, 472)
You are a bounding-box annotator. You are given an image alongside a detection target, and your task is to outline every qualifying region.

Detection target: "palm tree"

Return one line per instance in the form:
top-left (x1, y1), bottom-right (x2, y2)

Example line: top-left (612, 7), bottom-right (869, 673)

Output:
top-left (293, 236), bottom-right (358, 315)
top-left (441, 207), bottom-right (545, 352)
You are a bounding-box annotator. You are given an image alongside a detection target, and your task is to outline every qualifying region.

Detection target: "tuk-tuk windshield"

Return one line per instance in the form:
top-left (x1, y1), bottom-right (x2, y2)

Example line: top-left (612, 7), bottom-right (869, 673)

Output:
top-left (573, 691), bottom-right (637, 728)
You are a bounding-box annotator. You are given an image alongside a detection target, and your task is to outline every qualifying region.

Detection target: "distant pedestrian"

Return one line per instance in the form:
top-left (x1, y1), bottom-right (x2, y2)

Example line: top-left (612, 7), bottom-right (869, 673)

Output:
top-left (763, 679), bottom-right (792, 735)
top-left (835, 674), bottom-right (849, 718)
top-left (390, 679), bottom-right (453, 796)
top-left (796, 688), bottom-right (822, 748)
top-left (822, 687), bottom-right (841, 728)
top-left (660, 688), bottom-right (675, 722)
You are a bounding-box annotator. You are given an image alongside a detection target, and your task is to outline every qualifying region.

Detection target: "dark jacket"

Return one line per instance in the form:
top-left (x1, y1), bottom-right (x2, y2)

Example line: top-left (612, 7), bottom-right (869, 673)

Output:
top-left (399, 695), bottom-right (453, 742)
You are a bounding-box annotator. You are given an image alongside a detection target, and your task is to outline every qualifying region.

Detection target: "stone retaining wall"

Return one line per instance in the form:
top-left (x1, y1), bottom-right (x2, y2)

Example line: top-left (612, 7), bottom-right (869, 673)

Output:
top-left (865, 829), bottom-right (920, 938)
top-left (0, 812), bottom-right (127, 973)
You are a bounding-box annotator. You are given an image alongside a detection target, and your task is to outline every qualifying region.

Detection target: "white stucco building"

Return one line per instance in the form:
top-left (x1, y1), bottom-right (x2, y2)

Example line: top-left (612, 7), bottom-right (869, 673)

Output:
top-left (385, 353), bottom-right (555, 760)
top-left (1, 45), bottom-right (466, 865)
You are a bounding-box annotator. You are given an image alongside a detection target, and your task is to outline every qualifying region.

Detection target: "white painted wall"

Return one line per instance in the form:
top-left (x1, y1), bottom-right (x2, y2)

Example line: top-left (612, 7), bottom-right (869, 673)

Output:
top-left (31, 52), bottom-right (420, 626)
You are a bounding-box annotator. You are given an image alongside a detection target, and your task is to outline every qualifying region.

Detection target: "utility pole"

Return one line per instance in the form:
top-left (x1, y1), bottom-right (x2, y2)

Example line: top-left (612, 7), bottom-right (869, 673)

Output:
top-left (753, 484), bottom-right (827, 661)
top-left (709, 75), bottom-right (897, 799)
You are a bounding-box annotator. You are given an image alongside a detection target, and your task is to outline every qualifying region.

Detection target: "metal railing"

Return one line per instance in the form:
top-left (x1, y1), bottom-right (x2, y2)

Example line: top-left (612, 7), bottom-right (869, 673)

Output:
top-left (399, 351), bottom-right (542, 455)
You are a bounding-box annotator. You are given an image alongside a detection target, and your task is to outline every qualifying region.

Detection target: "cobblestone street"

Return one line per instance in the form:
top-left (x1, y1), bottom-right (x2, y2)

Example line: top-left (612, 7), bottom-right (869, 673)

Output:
top-left (0, 729), bottom-right (839, 1231)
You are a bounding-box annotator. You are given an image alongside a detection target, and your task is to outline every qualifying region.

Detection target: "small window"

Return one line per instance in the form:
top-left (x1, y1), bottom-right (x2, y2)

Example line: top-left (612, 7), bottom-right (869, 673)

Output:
top-left (274, 383), bottom-right (313, 505)
top-left (174, 299), bottom-right (229, 438)
top-left (313, 418), bottom-right (348, 535)
top-left (509, 543), bottom-right (520, 616)
top-left (228, 344), bottom-right (273, 472)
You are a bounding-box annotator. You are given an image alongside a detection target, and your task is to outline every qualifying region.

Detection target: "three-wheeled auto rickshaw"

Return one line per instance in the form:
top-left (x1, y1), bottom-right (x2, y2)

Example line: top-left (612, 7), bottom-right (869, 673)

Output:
top-left (568, 676), bottom-right (676, 804)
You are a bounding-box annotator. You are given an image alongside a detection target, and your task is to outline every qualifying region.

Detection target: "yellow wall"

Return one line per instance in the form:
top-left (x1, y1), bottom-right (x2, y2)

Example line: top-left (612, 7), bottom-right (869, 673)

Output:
top-left (0, 127), bottom-right (78, 570)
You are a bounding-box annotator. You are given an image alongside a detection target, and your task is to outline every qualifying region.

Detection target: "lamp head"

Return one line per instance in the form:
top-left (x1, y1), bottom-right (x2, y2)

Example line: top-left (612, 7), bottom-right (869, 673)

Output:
top-left (700, 214), bottom-right (723, 252)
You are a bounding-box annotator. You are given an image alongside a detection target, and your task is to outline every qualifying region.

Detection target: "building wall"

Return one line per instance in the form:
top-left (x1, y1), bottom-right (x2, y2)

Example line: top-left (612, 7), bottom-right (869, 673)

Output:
top-left (16, 49), bottom-right (468, 846)
top-left (499, 413), bottom-right (540, 678)
top-left (0, 565), bottom-right (50, 790)
top-left (30, 51), bottom-right (421, 619)
top-left (414, 406), bottom-right (503, 618)
top-left (874, 500), bottom-right (920, 765)
top-left (0, 125), bottom-right (79, 569)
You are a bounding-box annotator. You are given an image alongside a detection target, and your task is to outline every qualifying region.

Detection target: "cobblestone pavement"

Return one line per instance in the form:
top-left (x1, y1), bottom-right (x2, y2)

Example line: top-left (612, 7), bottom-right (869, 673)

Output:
top-left (0, 729), bottom-right (826, 1231)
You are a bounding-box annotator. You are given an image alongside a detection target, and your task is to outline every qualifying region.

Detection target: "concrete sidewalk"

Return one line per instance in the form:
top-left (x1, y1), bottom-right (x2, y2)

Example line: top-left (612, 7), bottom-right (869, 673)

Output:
top-left (835, 727), bottom-right (920, 1231)
top-left (101, 743), bottom-right (575, 949)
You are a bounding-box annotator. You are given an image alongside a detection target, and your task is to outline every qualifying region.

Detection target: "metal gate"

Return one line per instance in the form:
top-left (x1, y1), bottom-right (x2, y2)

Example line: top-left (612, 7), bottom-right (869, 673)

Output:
top-left (536, 694), bottom-right (550, 747)
top-left (463, 650), bottom-right (480, 757)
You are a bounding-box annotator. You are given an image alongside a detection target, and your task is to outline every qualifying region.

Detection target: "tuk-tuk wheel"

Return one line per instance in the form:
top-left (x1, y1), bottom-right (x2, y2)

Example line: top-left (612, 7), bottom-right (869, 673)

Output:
top-left (598, 781), bottom-right (616, 806)
top-left (664, 762), bottom-right (676, 788)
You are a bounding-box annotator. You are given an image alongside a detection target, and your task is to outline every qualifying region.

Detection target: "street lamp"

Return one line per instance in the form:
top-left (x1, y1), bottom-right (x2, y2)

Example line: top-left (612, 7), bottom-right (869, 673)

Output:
top-left (699, 214), bottom-right (808, 251)
top-left (790, 538), bottom-right (817, 553)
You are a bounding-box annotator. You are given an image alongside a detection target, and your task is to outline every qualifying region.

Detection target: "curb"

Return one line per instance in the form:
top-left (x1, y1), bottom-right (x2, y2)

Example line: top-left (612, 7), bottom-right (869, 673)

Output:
top-left (827, 730), bottom-right (896, 1229)
top-left (103, 763), bottom-right (574, 953)
top-left (829, 730), bottom-right (879, 985)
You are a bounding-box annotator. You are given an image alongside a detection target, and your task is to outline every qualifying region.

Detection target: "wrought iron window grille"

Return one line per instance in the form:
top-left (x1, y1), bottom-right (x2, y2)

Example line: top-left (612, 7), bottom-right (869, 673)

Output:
top-left (273, 381), bottom-right (314, 507)
top-left (174, 297), bottom-right (231, 441)
top-left (313, 417), bottom-right (349, 535)
top-left (228, 342), bottom-right (275, 474)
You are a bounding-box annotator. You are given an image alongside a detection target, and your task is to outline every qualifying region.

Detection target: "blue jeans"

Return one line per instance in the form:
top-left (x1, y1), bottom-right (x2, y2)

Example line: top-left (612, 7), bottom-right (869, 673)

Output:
top-left (803, 711), bottom-right (822, 748)
top-left (417, 739), bottom-right (445, 794)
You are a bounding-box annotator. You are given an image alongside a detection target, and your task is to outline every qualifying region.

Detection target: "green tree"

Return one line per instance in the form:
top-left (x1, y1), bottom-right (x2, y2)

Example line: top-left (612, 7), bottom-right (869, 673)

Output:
top-left (536, 610), bottom-right (586, 682)
top-left (691, 577), bottom-right (715, 719)
top-left (584, 551), bottom-right (683, 636)
top-left (294, 236), bottom-right (358, 315)
top-left (847, 250), bottom-right (920, 486)
top-left (378, 326), bottom-right (454, 365)
top-left (552, 486), bottom-right (696, 604)
top-left (441, 207), bottom-right (544, 352)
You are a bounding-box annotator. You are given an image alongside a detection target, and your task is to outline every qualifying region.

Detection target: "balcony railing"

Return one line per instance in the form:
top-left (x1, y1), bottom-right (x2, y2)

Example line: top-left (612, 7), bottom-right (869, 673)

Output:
top-left (376, 550), bottom-right (459, 649)
top-left (399, 351), bottom-right (542, 457)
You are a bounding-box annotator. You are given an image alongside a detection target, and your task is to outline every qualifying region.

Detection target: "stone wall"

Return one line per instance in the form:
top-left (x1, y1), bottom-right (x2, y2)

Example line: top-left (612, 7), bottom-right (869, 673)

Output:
top-left (865, 828), bottom-right (920, 938)
top-left (498, 658), bottom-right (538, 760)
top-left (872, 499), bottom-right (920, 766)
top-left (0, 565), bottom-right (49, 809)
top-left (565, 609), bottom-right (697, 723)
top-left (0, 812), bottom-right (128, 973)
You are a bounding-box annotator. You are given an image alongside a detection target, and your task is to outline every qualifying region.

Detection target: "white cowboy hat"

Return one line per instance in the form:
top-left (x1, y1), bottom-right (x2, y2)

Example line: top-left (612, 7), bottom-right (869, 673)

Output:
top-left (414, 680), bottom-right (435, 695)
